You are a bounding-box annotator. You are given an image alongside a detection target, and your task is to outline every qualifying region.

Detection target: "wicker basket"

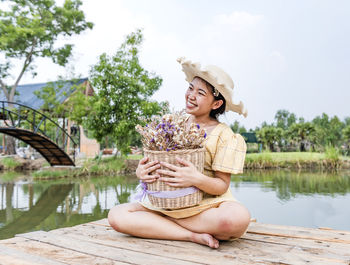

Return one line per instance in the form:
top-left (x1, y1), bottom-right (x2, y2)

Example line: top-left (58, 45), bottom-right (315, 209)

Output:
top-left (144, 148), bottom-right (205, 209)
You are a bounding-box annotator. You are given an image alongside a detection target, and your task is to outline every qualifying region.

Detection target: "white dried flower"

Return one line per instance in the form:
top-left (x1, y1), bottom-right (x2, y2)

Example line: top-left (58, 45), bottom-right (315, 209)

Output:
top-left (136, 110), bottom-right (207, 151)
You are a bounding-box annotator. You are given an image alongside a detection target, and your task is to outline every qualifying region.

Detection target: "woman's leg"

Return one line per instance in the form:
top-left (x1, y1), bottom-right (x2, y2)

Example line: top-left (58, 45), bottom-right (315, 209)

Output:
top-left (108, 202), bottom-right (219, 248)
top-left (167, 201), bottom-right (251, 240)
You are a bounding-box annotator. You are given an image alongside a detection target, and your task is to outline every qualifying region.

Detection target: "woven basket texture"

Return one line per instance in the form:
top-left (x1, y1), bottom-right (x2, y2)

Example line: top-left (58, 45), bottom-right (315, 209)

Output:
top-left (144, 148), bottom-right (205, 209)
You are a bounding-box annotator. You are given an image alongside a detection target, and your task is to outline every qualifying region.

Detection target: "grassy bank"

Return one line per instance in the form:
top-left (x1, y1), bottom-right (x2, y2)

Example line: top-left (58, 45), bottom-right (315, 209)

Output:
top-left (29, 149), bottom-right (350, 180)
top-left (0, 157), bottom-right (21, 170)
top-left (245, 151), bottom-right (349, 169)
top-left (33, 156), bottom-right (129, 179)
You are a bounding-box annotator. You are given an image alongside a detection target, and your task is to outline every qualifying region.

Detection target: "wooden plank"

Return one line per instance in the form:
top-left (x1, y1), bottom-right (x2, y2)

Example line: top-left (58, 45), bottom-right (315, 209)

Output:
top-left (16, 231), bottom-right (201, 265)
top-left (0, 244), bottom-right (66, 265)
top-left (248, 222), bottom-right (350, 244)
top-left (89, 219), bottom-right (350, 255)
top-left (51, 225), bottom-right (242, 265)
top-left (2, 218), bottom-right (348, 265)
top-left (0, 237), bottom-right (125, 265)
top-left (220, 237), bottom-right (348, 265)
top-left (90, 218), bottom-right (110, 226)
top-left (242, 233), bottom-right (350, 259)
top-left (60, 222), bottom-right (349, 265)
top-left (250, 222), bottom-right (350, 236)
top-left (91, 218), bottom-right (350, 240)
top-left (0, 255), bottom-right (36, 265)
top-left (143, 234), bottom-right (349, 264)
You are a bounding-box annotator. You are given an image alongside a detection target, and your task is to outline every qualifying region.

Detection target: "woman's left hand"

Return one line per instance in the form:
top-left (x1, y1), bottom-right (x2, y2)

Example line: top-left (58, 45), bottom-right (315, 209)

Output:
top-left (156, 157), bottom-right (199, 188)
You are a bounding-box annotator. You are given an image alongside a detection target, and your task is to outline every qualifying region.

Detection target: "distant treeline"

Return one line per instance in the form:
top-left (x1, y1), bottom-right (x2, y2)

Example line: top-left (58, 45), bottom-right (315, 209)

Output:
top-left (230, 110), bottom-right (350, 154)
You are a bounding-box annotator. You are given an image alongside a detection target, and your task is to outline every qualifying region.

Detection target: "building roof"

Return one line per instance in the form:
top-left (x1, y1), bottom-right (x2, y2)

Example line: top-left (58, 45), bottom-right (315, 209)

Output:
top-left (0, 78), bottom-right (88, 109)
top-left (242, 132), bottom-right (259, 143)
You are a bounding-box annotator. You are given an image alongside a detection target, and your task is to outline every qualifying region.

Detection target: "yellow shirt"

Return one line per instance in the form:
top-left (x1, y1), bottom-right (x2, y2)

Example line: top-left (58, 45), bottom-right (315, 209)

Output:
top-left (141, 122), bottom-right (247, 219)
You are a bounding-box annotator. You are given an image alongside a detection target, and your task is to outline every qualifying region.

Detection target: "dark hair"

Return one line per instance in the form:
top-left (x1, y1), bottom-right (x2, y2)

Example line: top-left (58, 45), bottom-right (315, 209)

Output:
top-left (201, 79), bottom-right (226, 120)
top-left (210, 92), bottom-right (226, 120)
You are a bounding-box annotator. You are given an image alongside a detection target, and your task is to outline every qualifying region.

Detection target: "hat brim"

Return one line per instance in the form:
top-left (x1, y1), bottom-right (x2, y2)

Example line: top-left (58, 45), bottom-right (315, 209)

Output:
top-left (178, 57), bottom-right (247, 117)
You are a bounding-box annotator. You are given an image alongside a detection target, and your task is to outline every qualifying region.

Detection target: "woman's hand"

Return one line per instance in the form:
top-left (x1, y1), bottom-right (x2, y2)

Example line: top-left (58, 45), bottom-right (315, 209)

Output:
top-left (157, 157), bottom-right (200, 188)
top-left (136, 157), bottom-right (160, 183)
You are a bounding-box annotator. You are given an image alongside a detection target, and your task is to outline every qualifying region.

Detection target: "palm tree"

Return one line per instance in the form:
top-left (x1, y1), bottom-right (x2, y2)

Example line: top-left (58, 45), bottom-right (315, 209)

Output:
top-left (256, 126), bottom-right (283, 152)
top-left (287, 122), bottom-right (316, 151)
top-left (342, 125), bottom-right (350, 154)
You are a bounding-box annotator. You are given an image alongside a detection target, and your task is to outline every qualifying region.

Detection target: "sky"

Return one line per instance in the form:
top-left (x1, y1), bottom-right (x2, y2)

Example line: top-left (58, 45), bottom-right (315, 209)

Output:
top-left (2, 0), bottom-right (350, 129)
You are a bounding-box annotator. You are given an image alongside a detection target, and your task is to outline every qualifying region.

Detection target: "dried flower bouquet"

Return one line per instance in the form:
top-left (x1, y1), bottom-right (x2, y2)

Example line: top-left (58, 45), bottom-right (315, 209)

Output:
top-left (135, 111), bottom-right (207, 209)
top-left (136, 111), bottom-right (207, 151)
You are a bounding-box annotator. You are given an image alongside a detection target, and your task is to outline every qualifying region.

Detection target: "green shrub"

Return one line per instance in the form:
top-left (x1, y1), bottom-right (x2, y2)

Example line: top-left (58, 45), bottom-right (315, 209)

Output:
top-left (245, 152), bottom-right (277, 168)
top-left (33, 169), bottom-right (73, 179)
top-left (324, 145), bottom-right (342, 169)
top-left (0, 157), bottom-right (21, 170)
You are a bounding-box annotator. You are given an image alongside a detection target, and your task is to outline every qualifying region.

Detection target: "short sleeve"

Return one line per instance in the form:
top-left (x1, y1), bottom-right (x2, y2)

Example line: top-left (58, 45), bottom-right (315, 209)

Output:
top-left (211, 128), bottom-right (247, 174)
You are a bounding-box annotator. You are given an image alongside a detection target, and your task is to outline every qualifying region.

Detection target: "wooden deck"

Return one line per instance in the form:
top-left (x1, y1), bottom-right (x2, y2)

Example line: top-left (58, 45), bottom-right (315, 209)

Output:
top-left (0, 219), bottom-right (349, 265)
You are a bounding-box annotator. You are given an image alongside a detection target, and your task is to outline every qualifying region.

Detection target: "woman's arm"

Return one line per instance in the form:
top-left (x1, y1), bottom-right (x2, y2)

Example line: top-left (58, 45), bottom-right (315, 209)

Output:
top-left (193, 170), bottom-right (231, 195)
top-left (157, 157), bottom-right (231, 196)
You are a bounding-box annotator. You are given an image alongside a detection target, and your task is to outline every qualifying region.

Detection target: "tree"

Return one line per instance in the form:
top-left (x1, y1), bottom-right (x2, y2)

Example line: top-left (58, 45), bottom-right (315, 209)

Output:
top-left (230, 121), bottom-right (247, 134)
top-left (342, 125), bottom-right (350, 154)
top-left (256, 126), bottom-right (283, 152)
top-left (0, 0), bottom-right (93, 153)
top-left (86, 29), bottom-right (168, 155)
top-left (274, 109), bottom-right (297, 130)
top-left (287, 122), bottom-right (316, 151)
top-left (312, 113), bottom-right (344, 148)
top-left (344, 117), bottom-right (350, 127)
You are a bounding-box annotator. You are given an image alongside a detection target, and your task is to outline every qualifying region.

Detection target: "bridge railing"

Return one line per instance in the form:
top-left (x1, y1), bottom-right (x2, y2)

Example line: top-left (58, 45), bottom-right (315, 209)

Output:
top-left (0, 101), bottom-right (77, 162)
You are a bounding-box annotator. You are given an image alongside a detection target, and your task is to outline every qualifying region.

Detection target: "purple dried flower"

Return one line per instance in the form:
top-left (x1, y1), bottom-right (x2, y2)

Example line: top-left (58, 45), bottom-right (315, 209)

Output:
top-left (196, 124), bottom-right (200, 129)
top-left (204, 133), bottom-right (207, 138)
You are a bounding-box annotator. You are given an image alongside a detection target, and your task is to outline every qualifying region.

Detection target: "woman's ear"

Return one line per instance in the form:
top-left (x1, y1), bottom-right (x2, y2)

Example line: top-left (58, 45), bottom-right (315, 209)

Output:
top-left (212, 99), bottom-right (223, 110)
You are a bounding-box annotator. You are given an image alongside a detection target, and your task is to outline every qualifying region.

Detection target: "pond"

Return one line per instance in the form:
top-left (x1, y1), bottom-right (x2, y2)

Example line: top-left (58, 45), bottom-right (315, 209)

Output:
top-left (1, 169), bottom-right (350, 240)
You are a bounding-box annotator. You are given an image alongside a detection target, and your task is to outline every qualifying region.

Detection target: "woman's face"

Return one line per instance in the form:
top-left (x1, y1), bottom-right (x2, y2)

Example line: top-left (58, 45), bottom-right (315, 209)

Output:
top-left (185, 77), bottom-right (222, 117)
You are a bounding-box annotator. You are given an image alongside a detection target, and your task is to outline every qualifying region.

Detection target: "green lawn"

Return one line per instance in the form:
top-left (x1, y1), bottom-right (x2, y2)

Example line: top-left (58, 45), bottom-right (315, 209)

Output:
top-left (245, 151), bottom-right (348, 169)
top-left (246, 152), bottom-right (326, 162)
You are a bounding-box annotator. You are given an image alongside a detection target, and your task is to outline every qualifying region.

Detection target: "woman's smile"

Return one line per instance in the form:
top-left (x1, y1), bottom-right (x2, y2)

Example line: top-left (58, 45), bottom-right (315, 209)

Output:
top-left (186, 100), bottom-right (197, 109)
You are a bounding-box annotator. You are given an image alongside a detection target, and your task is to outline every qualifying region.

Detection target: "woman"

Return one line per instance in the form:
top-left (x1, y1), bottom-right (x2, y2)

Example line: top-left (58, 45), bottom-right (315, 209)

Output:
top-left (108, 57), bottom-right (250, 249)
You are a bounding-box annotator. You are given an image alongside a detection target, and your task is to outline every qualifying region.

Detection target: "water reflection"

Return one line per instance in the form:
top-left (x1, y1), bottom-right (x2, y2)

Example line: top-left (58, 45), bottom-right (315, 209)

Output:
top-left (231, 169), bottom-right (350, 231)
top-left (0, 173), bottom-right (138, 239)
top-left (1, 169), bottom-right (350, 239)
top-left (232, 170), bottom-right (350, 200)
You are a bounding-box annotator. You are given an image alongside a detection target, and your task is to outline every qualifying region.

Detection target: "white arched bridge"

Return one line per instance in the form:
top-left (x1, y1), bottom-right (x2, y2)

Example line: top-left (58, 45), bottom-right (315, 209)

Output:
top-left (0, 101), bottom-right (76, 166)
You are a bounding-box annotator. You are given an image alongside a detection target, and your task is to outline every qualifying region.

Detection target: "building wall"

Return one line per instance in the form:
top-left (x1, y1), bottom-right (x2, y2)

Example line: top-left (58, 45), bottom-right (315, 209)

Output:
top-left (79, 126), bottom-right (100, 158)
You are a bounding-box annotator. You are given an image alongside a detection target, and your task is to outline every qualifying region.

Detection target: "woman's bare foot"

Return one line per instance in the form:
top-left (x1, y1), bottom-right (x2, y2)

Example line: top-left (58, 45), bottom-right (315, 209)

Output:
top-left (191, 232), bottom-right (219, 249)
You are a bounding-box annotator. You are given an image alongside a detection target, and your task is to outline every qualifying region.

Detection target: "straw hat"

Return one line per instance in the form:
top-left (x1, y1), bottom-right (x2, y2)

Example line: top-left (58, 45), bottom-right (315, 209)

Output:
top-left (177, 57), bottom-right (247, 117)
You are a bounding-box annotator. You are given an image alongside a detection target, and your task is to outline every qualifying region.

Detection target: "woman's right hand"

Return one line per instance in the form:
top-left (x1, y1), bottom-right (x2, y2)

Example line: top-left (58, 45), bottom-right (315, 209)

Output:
top-left (136, 157), bottom-right (160, 183)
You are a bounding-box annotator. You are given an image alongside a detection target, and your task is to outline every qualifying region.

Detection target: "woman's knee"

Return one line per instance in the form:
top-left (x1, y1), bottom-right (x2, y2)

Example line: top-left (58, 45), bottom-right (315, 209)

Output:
top-left (108, 203), bottom-right (136, 232)
top-left (108, 205), bottom-right (124, 231)
top-left (217, 203), bottom-right (251, 237)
